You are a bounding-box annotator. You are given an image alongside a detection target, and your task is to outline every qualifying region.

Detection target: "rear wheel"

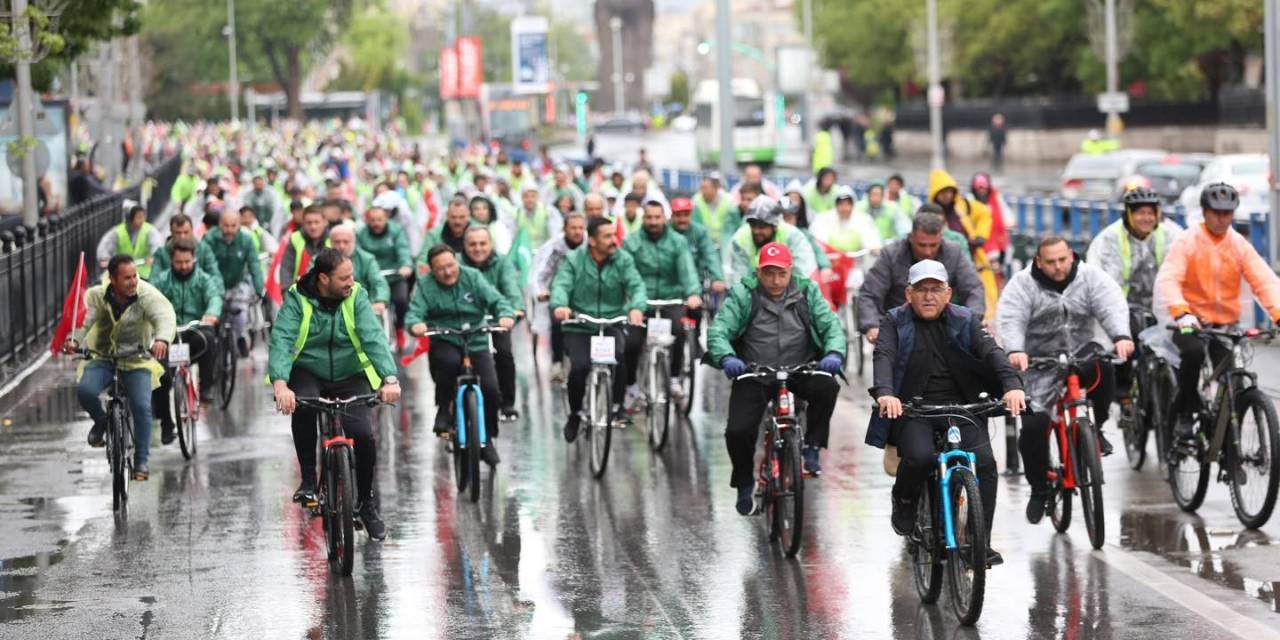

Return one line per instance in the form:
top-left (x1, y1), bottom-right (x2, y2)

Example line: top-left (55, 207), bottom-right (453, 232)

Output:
top-left (1121, 380), bottom-right (1148, 471)
top-left (175, 369), bottom-right (197, 460)
top-left (947, 467), bottom-right (987, 626)
top-left (1075, 420), bottom-right (1106, 549)
top-left (772, 427), bottom-right (805, 558)
top-left (589, 369), bottom-right (613, 478)
top-left (912, 482), bottom-right (943, 604)
top-left (1168, 414), bottom-right (1211, 513)
top-left (647, 351), bottom-right (671, 451)
top-left (1229, 388), bottom-right (1280, 529)
top-left (680, 322), bottom-right (699, 416)
top-left (464, 388), bottom-right (482, 503)
top-left (217, 330), bottom-right (236, 410)
top-left (326, 447), bottom-right (356, 576)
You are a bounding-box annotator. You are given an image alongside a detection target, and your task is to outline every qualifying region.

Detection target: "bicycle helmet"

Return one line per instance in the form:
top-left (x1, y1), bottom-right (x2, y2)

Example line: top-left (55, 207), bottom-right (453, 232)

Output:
top-left (743, 195), bottom-right (783, 226)
top-left (1199, 182), bottom-right (1239, 212)
top-left (1122, 186), bottom-right (1160, 210)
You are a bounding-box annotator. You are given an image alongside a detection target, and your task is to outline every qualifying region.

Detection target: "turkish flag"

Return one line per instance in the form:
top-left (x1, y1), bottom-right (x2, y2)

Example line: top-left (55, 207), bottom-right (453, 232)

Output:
top-left (49, 252), bottom-right (88, 355)
top-left (400, 336), bottom-right (431, 366)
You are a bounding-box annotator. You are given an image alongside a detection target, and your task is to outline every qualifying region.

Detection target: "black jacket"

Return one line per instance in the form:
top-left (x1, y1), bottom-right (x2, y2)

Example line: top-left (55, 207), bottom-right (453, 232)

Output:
top-left (856, 238), bottom-right (986, 333)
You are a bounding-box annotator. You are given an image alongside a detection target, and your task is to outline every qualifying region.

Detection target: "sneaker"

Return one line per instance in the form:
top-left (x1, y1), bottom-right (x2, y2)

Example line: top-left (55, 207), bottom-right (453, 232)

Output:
top-left (550, 362), bottom-right (565, 384)
top-left (481, 441), bottom-right (501, 467)
top-left (499, 407), bottom-right (520, 423)
top-left (987, 549), bottom-right (1004, 567)
top-left (563, 413), bottom-right (581, 443)
top-left (357, 499), bottom-right (387, 541)
top-left (293, 480), bottom-right (318, 507)
top-left (160, 419), bottom-right (176, 445)
top-left (1026, 492), bottom-right (1049, 525)
top-left (802, 445), bottom-right (822, 477)
top-left (131, 462), bottom-right (149, 481)
top-left (668, 377), bottom-right (685, 400)
top-left (237, 336), bottom-right (250, 358)
top-left (433, 410), bottom-right (452, 436)
top-left (891, 495), bottom-right (916, 536)
top-left (87, 419), bottom-right (107, 447)
top-left (1098, 430), bottom-right (1114, 457)
top-left (610, 403), bottom-right (630, 428)
top-left (735, 486), bottom-right (755, 516)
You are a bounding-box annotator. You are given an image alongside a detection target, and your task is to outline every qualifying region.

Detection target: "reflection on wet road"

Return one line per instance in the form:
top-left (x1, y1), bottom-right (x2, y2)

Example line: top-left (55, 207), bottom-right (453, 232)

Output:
top-left (1, 332), bottom-right (1278, 639)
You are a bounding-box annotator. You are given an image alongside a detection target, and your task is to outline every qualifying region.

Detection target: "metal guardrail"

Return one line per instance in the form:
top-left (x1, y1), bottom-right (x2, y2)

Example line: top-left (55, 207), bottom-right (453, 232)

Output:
top-left (0, 154), bottom-right (182, 388)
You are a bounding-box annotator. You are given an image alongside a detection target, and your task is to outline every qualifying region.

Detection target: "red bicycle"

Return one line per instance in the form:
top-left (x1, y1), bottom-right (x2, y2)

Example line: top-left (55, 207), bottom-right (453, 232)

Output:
top-left (168, 321), bottom-right (210, 460)
top-left (1027, 353), bottom-right (1117, 550)
top-left (820, 244), bottom-right (871, 377)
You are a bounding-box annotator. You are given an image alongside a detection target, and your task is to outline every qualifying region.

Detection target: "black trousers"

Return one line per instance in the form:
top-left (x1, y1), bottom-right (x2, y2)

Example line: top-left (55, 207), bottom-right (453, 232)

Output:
top-left (492, 329), bottom-right (516, 410)
top-left (428, 340), bottom-right (502, 437)
top-left (153, 326), bottom-right (217, 425)
top-left (565, 327), bottom-right (644, 414)
top-left (893, 417), bottom-right (998, 535)
top-left (723, 374), bottom-right (839, 488)
top-left (1116, 310), bottom-right (1156, 398)
top-left (625, 306), bottom-right (689, 382)
top-left (389, 280), bottom-right (410, 330)
top-left (1019, 352), bottom-right (1113, 494)
top-left (1171, 331), bottom-right (1230, 415)
top-left (289, 368), bottom-right (378, 500)
top-left (550, 318), bottom-right (565, 364)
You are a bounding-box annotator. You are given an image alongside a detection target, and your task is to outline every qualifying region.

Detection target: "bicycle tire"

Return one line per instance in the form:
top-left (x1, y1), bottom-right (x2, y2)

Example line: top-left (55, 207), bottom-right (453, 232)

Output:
top-left (1168, 416), bottom-right (1211, 513)
top-left (1229, 388), bottom-right (1280, 529)
top-left (175, 368), bottom-right (197, 460)
top-left (912, 482), bottom-right (943, 604)
top-left (947, 467), bottom-right (987, 626)
top-left (648, 351), bottom-right (671, 452)
top-left (452, 407), bottom-right (468, 494)
top-left (1048, 475), bottom-right (1072, 534)
top-left (590, 369), bottom-right (613, 479)
top-left (217, 330), bottom-right (236, 410)
top-left (681, 328), bottom-right (698, 416)
top-left (464, 388), bottom-right (482, 503)
top-left (109, 401), bottom-right (130, 512)
top-left (1122, 381), bottom-right (1148, 471)
top-left (327, 447), bottom-right (356, 576)
top-left (775, 427), bottom-right (804, 558)
top-left (1152, 366), bottom-right (1176, 466)
top-left (1075, 420), bottom-right (1106, 550)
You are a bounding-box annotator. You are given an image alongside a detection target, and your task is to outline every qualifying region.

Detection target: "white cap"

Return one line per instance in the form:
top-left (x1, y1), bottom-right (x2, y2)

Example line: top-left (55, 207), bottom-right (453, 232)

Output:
top-left (908, 259), bottom-right (949, 286)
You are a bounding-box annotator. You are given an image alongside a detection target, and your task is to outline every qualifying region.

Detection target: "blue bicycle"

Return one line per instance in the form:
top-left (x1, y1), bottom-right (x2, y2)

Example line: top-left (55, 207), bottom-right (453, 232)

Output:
top-left (426, 324), bottom-right (506, 502)
top-left (902, 397), bottom-right (1006, 627)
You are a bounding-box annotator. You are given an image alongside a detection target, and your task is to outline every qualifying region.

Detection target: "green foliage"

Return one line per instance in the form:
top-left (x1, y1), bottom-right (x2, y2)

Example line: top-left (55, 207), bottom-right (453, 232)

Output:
top-left (329, 8), bottom-right (412, 93)
top-left (0, 0), bottom-right (139, 91)
top-left (668, 70), bottom-right (689, 107)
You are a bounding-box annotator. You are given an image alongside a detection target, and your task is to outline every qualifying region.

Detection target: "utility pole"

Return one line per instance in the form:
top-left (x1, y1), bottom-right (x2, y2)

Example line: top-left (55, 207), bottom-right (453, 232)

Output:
top-left (13, 0), bottom-right (39, 227)
top-left (926, 0), bottom-right (944, 170)
top-left (1266, 0), bottom-right (1280, 267)
top-left (226, 0), bottom-right (240, 121)
top-left (714, 0), bottom-right (735, 177)
top-left (801, 0), bottom-right (814, 145)
top-left (1103, 0), bottom-right (1120, 136)
top-left (610, 16), bottom-right (624, 114)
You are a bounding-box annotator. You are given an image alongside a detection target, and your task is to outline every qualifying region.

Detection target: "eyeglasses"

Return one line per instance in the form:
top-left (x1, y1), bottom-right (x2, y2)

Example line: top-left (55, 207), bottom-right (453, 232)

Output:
top-left (911, 286), bottom-right (949, 297)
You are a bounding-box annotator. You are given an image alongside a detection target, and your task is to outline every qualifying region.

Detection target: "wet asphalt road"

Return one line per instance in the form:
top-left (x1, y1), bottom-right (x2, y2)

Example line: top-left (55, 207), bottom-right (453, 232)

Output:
top-left (2, 329), bottom-right (1280, 640)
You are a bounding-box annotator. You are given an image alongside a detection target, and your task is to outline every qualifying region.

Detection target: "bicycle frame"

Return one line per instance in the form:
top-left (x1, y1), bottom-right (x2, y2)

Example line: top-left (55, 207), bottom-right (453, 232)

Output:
top-left (1198, 335), bottom-right (1259, 464)
top-left (453, 359), bottom-right (488, 449)
top-left (939, 445), bottom-right (979, 550)
top-left (1050, 369), bottom-right (1089, 492)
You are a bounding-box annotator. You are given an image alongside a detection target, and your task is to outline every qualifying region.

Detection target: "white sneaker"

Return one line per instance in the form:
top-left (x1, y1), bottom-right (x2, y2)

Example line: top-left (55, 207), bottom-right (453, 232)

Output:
top-left (550, 361), bottom-right (565, 384)
top-left (625, 384), bottom-right (645, 412)
top-left (668, 377), bottom-right (685, 399)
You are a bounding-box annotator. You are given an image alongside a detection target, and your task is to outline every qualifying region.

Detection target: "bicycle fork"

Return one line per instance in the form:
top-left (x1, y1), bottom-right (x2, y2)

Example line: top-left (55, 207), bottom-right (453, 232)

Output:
top-left (938, 450), bottom-right (978, 550)
top-left (453, 375), bottom-right (488, 448)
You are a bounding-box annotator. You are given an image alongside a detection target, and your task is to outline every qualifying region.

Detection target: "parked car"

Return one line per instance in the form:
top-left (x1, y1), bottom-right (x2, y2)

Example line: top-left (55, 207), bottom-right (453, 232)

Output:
top-left (1178, 153), bottom-right (1271, 222)
top-left (1116, 153), bottom-right (1214, 204)
top-left (1059, 149), bottom-right (1167, 201)
top-left (670, 114), bottom-right (697, 132)
top-left (594, 113), bottom-right (648, 134)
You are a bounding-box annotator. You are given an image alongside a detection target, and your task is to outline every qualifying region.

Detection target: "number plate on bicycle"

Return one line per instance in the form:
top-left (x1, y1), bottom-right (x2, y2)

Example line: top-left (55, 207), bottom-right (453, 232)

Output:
top-left (590, 335), bottom-right (617, 364)
top-left (169, 343), bottom-right (190, 365)
top-left (647, 317), bottom-right (673, 341)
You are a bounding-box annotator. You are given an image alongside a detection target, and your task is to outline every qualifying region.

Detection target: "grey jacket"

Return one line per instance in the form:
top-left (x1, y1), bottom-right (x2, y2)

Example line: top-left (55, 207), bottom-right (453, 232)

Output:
top-left (533, 234), bottom-right (579, 297)
top-left (856, 238), bottom-right (985, 332)
top-left (737, 283), bottom-right (818, 368)
top-left (996, 260), bottom-right (1130, 412)
top-left (1085, 219), bottom-right (1183, 311)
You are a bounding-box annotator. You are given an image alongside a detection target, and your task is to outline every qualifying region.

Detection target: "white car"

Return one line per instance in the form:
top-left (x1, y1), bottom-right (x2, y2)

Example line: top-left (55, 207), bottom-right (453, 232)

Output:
top-left (1178, 153), bottom-right (1271, 223)
top-left (670, 114), bottom-right (697, 132)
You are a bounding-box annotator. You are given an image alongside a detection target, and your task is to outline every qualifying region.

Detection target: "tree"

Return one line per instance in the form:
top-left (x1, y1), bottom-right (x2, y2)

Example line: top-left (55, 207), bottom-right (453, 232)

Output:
top-left (329, 8), bottom-right (411, 93)
top-left (238, 0), bottom-right (354, 119)
top-left (668, 70), bottom-right (688, 109)
top-left (0, 0), bottom-right (140, 91)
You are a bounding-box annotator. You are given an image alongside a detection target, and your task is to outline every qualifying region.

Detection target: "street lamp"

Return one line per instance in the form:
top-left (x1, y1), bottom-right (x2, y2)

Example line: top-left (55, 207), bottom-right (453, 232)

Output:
top-left (225, 0), bottom-right (240, 122)
top-left (610, 17), bottom-right (624, 114)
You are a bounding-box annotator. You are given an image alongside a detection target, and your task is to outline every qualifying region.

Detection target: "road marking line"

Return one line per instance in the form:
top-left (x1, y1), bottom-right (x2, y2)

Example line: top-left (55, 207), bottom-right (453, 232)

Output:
top-left (0, 351), bottom-right (50, 400)
top-left (1097, 543), bottom-right (1280, 640)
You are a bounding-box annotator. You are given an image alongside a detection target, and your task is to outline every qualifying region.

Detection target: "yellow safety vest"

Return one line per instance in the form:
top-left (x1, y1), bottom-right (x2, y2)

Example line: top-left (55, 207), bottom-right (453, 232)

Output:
top-left (289, 282), bottom-right (382, 390)
top-left (1117, 224), bottom-right (1168, 297)
top-left (116, 222), bottom-right (155, 278)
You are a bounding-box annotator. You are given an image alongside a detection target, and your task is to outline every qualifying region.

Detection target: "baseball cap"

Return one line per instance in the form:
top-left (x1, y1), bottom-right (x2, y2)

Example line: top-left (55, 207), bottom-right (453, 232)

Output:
top-left (908, 259), bottom-right (949, 286)
top-left (670, 197), bottom-right (693, 212)
top-left (758, 242), bottom-right (793, 269)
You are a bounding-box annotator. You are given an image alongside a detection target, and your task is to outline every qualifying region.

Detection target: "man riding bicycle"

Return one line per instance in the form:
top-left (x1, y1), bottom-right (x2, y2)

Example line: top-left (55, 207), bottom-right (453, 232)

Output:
top-left (461, 226), bottom-right (526, 423)
top-left (1154, 182), bottom-right (1280, 440)
top-left (551, 217), bottom-right (648, 443)
top-left (279, 204), bottom-right (331, 290)
top-left (97, 204), bottom-right (163, 278)
top-left (152, 213), bottom-right (216, 275)
top-left (150, 238), bottom-right (223, 442)
top-left (810, 185), bottom-right (882, 257)
top-left (707, 242), bottom-right (845, 513)
top-left (670, 197), bottom-right (726, 296)
top-left (869, 260), bottom-right (1025, 566)
top-left (330, 225), bottom-right (391, 316)
top-left (200, 208), bottom-right (265, 357)
top-left (357, 205), bottom-right (414, 350)
top-left (724, 196), bottom-right (818, 286)
top-left (269, 248), bottom-right (400, 541)
top-left (534, 211), bottom-right (588, 383)
top-left (407, 244), bottom-right (516, 463)
top-left (65, 255), bottom-right (177, 481)
top-left (997, 236), bottom-right (1133, 524)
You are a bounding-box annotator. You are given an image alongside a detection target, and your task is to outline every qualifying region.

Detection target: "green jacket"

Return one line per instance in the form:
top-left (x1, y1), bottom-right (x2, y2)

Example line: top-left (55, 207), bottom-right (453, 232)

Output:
top-left (152, 237), bottom-right (218, 276)
top-left (674, 221), bottom-right (725, 283)
top-left (622, 226), bottom-right (701, 300)
top-left (357, 221), bottom-right (412, 284)
top-left (268, 279), bottom-right (397, 385)
top-left (549, 247), bottom-right (647, 334)
top-left (706, 274), bottom-right (846, 366)
top-left (150, 268), bottom-right (225, 325)
top-left (404, 265), bottom-right (516, 350)
top-left (693, 192), bottom-right (738, 246)
top-left (200, 229), bottom-right (264, 293)
top-left (465, 252), bottom-right (525, 313)
top-left (350, 248), bottom-right (391, 304)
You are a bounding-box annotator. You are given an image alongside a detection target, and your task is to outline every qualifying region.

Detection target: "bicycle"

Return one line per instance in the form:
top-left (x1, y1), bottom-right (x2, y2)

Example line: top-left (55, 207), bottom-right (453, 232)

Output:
top-left (214, 301), bottom-right (241, 410)
top-left (76, 346), bottom-right (151, 512)
top-left (1028, 352), bottom-right (1118, 550)
top-left (736, 361), bottom-right (831, 558)
top-left (295, 393), bottom-right (384, 576)
top-left (902, 397), bottom-right (1006, 627)
top-left (168, 320), bottom-right (211, 460)
top-left (822, 247), bottom-right (871, 377)
top-left (425, 323), bottom-right (507, 502)
top-left (639, 298), bottom-right (685, 452)
top-left (1117, 310), bottom-right (1177, 471)
top-left (1165, 325), bottom-right (1280, 529)
top-left (562, 314), bottom-right (632, 479)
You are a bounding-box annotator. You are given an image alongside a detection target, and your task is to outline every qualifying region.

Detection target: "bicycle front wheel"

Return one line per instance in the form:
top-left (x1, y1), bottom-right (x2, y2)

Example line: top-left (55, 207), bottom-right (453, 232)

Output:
top-left (647, 351), bottom-right (671, 452)
top-left (1168, 417), bottom-right (1211, 513)
top-left (217, 333), bottom-right (236, 410)
top-left (175, 369), bottom-right (197, 460)
top-left (681, 328), bottom-right (698, 416)
top-left (1121, 383), bottom-right (1148, 471)
top-left (946, 467), bottom-right (987, 626)
top-left (1229, 388), bottom-right (1280, 529)
top-left (326, 447), bottom-right (356, 576)
top-left (109, 401), bottom-right (130, 512)
top-left (772, 427), bottom-right (804, 558)
top-left (589, 369), bottom-right (613, 479)
top-left (464, 388), bottom-right (482, 503)
top-left (1075, 420), bottom-right (1106, 549)
top-left (912, 482), bottom-right (943, 604)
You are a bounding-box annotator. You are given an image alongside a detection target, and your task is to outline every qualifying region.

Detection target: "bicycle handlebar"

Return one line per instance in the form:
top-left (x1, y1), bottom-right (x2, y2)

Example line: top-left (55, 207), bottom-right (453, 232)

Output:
top-left (295, 393), bottom-right (383, 410)
top-left (562, 314), bottom-right (634, 327)
top-left (902, 398), bottom-right (1007, 418)
top-left (1027, 352), bottom-right (1126, 368)
top-left (1165, 324), bottom-right (1277, 341)
top-left (424, 324), bottom-right (509, 338)
top-left (646, 298), bottom-right (687, 308)
top-left (735, 362), bottom-right (833, 381)
top-left (74, 346), bottom-right (151, 362)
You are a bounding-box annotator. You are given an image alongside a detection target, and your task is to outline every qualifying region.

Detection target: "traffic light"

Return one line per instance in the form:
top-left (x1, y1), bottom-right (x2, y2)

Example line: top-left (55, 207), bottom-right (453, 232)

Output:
top-left (575, 91), bottom-right (589, 137)
top-left (575, 91), bottom-right (588, 106)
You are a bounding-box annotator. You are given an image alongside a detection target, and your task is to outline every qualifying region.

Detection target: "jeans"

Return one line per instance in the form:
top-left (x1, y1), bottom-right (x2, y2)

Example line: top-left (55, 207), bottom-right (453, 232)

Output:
top-left (78, 360), bottom-right (154, 465)
top-left (723, 374), bottom-right (839, 488)
top-left (893, 417), bottom-right (998, 535)
top-left (1171, 330), bottom-right (1230, 415)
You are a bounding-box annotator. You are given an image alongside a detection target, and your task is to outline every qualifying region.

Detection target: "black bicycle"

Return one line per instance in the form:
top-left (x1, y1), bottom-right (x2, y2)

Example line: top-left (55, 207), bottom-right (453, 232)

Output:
top-left (296, 393), bottom-right (384, 576)
top-left (1117, 310), bottom-right (1177, 471)
top-left (77, 346), bottom-right (151, 512)
top-left (1166, 325), bottom-right (1280, 529)
top-left (214, 303), bottom-right (240, 410)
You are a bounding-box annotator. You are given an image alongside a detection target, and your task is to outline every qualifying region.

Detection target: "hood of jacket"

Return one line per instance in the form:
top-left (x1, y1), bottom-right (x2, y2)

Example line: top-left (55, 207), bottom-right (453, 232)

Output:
top-left (927, 169), bottom-right (960, 203)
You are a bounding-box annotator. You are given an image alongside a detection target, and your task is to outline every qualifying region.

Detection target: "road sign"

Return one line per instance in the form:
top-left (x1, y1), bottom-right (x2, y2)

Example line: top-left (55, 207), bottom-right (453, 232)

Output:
top-left (1096, 91), bottom-right (1130, 113)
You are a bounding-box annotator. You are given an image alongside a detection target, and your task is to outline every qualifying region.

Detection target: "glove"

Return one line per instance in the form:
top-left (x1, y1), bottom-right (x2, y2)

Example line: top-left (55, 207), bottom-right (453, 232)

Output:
top-left (1176, 314), bottom-right (1200, 330)
top-left (721, 355), bottom-right (747, 379)
top-left (819, 353), bottom-right (843, 375)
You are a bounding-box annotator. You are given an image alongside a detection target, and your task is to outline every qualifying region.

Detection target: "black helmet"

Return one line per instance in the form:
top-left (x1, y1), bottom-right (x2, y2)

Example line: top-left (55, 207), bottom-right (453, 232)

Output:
top-left (1122, 186), bottom-right (1160, 210)
top-left (1200, 182), bottom-right (1239, 212)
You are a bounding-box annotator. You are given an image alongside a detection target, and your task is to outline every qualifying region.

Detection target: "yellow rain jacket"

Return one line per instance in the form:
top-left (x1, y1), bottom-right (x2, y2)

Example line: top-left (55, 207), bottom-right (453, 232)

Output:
top-left (928, 169), bottom-right (997, 319)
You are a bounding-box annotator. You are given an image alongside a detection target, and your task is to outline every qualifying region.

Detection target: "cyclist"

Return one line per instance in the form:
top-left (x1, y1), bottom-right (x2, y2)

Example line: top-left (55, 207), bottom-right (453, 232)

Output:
top-left (583, 192), bottom-right (609, 221)
top-left (622, 198), bottom-right (703, 401)
top-left (240, 205), bottom-right (279, 277)
top-left (729, 164), bottom-right (782, 204)
top-left (618, 192), bottom-right (644, 237)
top-left (406, 244), bottom-right (516, 462)
top-left (200, 208), bottom-right (265, 357)
top-left (514, 182), bottom-right (558, 250)
top-left (329, 225), bottom-right (391, 317)
top-left (421, 195), bottom-right (473, 259)
top-left (858, 207), bottom-right (986, 343)
top-left (804, 167), bottom-right (839, 215)
top-left (1154, 182), bottom-right (1280, 440)
top-left (461, 226), bottom-right (525, 422)
top-left (693, 173), bottom-right (738, 247)
top-left (551, 217), bottom-right (648, 443)
top-left (152, 213), bottom-right (216, 275)
top-left (858, 180), bottom-right (910, 242)
top-left (534, 211), bottom-right (588, 383)
top-left (869, 260), bottom-right (1025, 565)
top-left (669, 197), bottom-right (726, 296)
top-left (65, 255), bottom-right (176, 481)
top-left (885, 174), bottom-right (919, 228)
top-left (724, 195), bottom-right (819, 286)
top-left (244, 173), bottom-right (282, 233)
top-left (997, 236), bottom-right (1133, 524)
top-left (269, 248), bottom-right (400, 541)
top-left (707, 242), bottom-right (844, 511)
top-left (781, 181), bottom-right (836, 291)
top-left (150, 238), bottom-right (223, 442)
top-left (469, 194), bottom-right (513, 255)
top-left (928, 169), bottom-right (998, 318)
top-left (810, 185), bottom-right (882, 256)
top-left (278, 204), bottom-right (331, 290)
top-left (357, 205), bottom-right (414, 350)
top-left (96, 204), bottom-right (163, 278)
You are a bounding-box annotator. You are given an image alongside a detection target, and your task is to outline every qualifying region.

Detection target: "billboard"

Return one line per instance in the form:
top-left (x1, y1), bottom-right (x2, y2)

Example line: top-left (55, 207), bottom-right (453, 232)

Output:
top-left (456, 36), bottom-right (484, 99)
top-left (511, 16), bottom-right (550, 95)
top-left (439, 47), bottom-right (458, 99)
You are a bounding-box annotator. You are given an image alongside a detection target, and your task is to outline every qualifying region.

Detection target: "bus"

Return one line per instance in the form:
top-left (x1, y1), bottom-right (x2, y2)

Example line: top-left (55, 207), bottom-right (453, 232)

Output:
top-left (480, 83), bottom-right (539, 162)
top-left (693, 78), bottom-right (778, 168)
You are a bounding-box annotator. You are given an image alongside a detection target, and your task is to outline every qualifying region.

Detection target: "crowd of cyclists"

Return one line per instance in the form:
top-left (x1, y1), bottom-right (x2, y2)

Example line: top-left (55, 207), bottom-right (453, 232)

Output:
top-left (63, 120), bottom-right (1280, 564)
